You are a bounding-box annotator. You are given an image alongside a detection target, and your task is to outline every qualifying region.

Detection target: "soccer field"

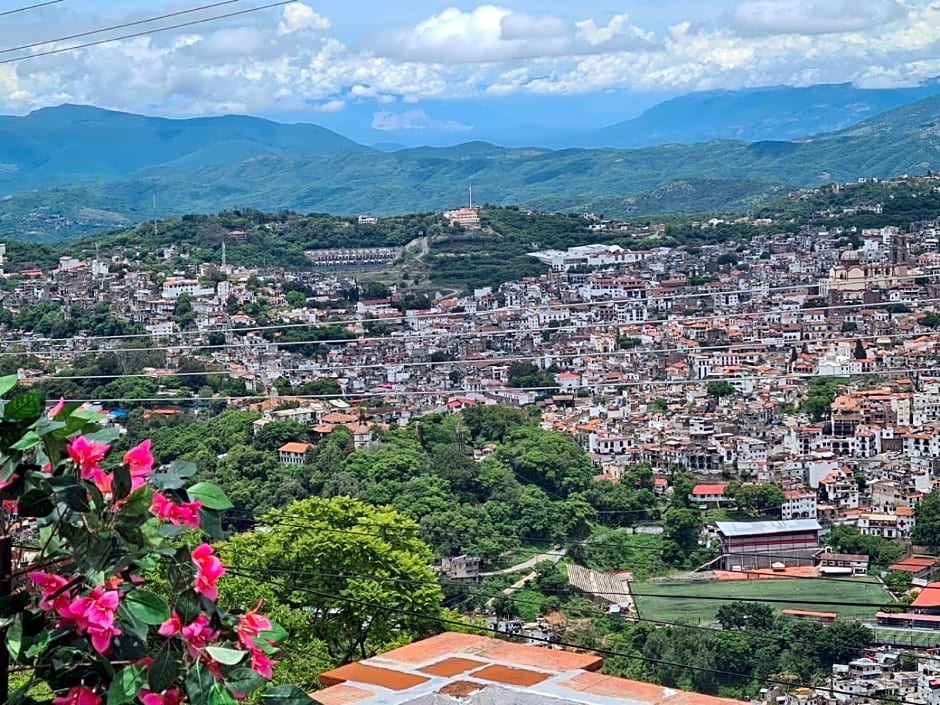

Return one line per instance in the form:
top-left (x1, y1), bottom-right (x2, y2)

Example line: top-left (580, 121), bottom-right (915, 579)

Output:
top-left (632, 577), bottom-right (890, 625)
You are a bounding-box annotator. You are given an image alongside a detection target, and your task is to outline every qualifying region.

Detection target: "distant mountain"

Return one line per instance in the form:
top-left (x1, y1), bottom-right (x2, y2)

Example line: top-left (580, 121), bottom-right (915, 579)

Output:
top-left (0, 104), bottom-right (370, 186)
top-left (588, 82), bottom-right (940, 148)
top-left (2, 93), bottom-right (940, 240)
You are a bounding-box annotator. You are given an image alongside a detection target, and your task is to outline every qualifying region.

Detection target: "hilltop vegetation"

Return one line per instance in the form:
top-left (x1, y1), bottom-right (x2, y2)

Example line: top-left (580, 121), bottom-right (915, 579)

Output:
top-left (2, 94), bottom-right (940, 240)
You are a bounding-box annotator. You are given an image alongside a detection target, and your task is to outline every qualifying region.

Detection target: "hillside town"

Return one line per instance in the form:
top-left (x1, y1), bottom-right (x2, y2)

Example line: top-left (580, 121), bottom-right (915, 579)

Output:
top-left (7, 193), bottom-right (940, 703)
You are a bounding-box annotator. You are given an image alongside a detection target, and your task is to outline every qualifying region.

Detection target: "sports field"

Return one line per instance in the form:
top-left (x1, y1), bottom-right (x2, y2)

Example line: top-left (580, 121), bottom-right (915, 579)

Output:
top-left (632, 577), bottom-right (889, 625)
top-left (873, 628), bottom-right (940, 647)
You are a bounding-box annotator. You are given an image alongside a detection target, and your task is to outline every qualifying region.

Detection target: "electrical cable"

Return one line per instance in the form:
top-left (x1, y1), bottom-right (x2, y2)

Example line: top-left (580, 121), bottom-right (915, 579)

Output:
top-left (28, 362), bottom-right (940, 404)
top-left (224, 563), bottom-right (912, 652)
top-left (6, 279), bottom-right (940, 350)
top-left (223, 567), bottom-right (923, 705)
top-left (0, 1), bottom-right (293, 66)
top-left (0, 0), bottom-right (61, 17)
top-left (0, 0), bottom-right (244, 56)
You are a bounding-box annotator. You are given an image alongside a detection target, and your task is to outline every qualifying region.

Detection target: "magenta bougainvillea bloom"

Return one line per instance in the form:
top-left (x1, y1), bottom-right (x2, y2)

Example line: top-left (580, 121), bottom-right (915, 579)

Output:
top-left (192, 543), bottom-right (225, 601)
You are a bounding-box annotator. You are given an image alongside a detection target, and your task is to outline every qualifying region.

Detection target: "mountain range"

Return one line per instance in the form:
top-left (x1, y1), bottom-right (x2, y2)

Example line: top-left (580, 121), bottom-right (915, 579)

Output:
top-left (0, 82), bottom-right (939, 240)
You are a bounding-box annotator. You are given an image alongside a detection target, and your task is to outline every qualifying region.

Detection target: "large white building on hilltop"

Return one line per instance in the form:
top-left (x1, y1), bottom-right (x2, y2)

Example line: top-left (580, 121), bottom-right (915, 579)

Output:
top-left (528, 244), bottom-right (645, 271)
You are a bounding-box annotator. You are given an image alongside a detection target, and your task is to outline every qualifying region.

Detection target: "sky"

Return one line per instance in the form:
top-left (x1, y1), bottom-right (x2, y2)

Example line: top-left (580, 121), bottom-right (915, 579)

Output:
top-left (2, 0), bottom-right (940, 141)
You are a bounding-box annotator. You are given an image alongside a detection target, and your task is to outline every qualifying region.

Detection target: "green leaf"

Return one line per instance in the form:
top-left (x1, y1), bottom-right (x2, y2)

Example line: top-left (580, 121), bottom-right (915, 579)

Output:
top-left (186, 662), bottom-right (216, 705)
top-left (70, 409), bottom-right (106, 422)
top-left (116, 601), bottom-right (149, 642)
top-left (51, 481), bottom-right (90, 512)
top-left (153, 460), bottom-right (197, 491)
top-left (108, 664), bottom-right (148, 705)
top-left (260, 622), bottom-right (288, 645)
top-left (84, 427), bottom-right (120, 444)
top-left (112, 464), bottom-right (132, 501)
top-left (10, 431), bottom-right (41, 451)
top-left (175, 590), bottom-right (201, 624)
top-left (208, 684), bottom-right (237, 705)
top-left (158, 523), bottom-right (190, 539)
top-left (125, 590), bottom-right (170, 625)
top-left (198, 508), bottom-right (224, 540)
top-left (206, 647), bottom-right (247, 666)
top-left (223, 668), bottom-right (268, 696)
top-left (261, 685), bottom-right (318, 705)
top-left (6, 391), bottom-right (43, 422)
top-left (149, 654), bottom-right (179, 694)
top-left (17, 489), bottom-right (54, 517)
top-left (187, 482), bottom-right (233, 510)
top-left (6, 616), bottom-right (21, 659)
top-left (0, 374), bottom-right (17, 397)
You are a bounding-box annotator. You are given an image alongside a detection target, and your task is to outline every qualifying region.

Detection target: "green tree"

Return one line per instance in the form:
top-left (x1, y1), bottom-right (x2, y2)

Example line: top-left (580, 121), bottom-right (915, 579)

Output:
top-left (495, 426), bottom-right (594, 497)
top-left (715, 601), bottom-right (776, 631)
top-left (662, 508), bottom-right (703, 562)
top-left (219, 497), bottom-right (446, 664)
top-left (706, 381), bottom-right (735, 398)
top-left (913, 488), bottom-right (940, 549)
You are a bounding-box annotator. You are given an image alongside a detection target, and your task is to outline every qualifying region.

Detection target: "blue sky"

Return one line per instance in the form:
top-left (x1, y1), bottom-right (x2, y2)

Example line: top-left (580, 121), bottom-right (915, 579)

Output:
top-left (1, 0), bottom-right (938, 143)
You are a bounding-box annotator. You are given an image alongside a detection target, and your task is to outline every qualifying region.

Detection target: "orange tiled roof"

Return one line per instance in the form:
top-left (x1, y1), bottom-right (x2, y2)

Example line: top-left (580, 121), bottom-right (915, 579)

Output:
top-left (316, 632), bottom-right (748, 705)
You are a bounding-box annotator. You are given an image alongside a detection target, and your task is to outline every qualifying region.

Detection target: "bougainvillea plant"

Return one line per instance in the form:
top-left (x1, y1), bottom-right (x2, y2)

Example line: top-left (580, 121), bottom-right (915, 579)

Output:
top-left (0, 377), bottom-right (316, 705)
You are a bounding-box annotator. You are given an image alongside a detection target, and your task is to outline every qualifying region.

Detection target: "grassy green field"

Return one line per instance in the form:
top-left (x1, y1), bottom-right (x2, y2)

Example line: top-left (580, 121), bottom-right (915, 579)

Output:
top-left (632, 578), bottom-right (890, 625)
top-left (873, 628), bottom-right (940, 647)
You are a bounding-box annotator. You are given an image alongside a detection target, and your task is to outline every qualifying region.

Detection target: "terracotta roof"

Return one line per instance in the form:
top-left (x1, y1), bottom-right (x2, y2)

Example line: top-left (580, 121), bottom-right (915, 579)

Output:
top-left (911, 582), bottom-right (940, 609)
top-left (315, 632), bottom-right (749, 705)
top-left (692, 484), bottom-right (727, 496)
top-left (278, 442), bottom-right (311, 454)
top-left (890, 556), bottom-right (937, 572)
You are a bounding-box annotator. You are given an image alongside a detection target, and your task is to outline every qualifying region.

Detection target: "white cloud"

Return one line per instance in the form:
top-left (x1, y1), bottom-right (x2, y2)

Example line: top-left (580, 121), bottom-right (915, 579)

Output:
top-left (371, 109), bottom-right (473, 132)
top-left (369, 5), bottom-right (655, 63)
top-left (4, 0), bottom-right (940, 120)
top-left (314, 99), bottom-right (345, 112)
top-left (277, 2), bottom-right (330, 35)
top-left (730, 0), bottom-right (908, 36)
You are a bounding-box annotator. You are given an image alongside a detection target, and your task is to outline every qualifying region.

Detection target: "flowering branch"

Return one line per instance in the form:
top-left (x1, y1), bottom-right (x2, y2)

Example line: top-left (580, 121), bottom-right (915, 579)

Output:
top-left (0, 379), bottom-right (315, 705)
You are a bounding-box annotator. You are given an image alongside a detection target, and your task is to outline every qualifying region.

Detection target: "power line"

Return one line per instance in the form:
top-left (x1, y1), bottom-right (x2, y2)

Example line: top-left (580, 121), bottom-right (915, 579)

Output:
top-left (0, 0), bottom-right (243, 56)
top-left (0, 0), bottom-right (292, 66)
top-left (20, 331), bottom-right (940, 383)
top-left (222, 567), bottom-right (921, 705)
top-left (225, 564), bottom-right (907, 653)
top-left (27, 362), bottom-right (940, 405)
top-left (219, 512), bottom-right (911, 594)
top-left (5, 270), bottom-right (940, 348)
top-left (0, 0), bottom-right (61, 18)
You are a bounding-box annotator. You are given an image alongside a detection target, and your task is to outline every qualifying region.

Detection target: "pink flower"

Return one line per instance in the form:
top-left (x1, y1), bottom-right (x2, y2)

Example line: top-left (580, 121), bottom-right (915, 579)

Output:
top-left (58, 586), bottom-right (121, 653)
top-left (41, 462), bottom-right (53, 474)
top-left (68, 437), bottom-right (113, 494)
top-left (149, 493), bottom-right (202, 528)
top-left (67, 436), bottom-right (110, 474)
top-left (48, 397), bottom-right (65, 418)
top-left (83, 466), bottom-right (113, 495)
top-left (250, 649), bottom-right (276, 679)
top-left (53, 686), bottom-right (100, 705)
top-left (85, 589), bottom-right (121, 651)
top-left (139, 690), bottom-right (182, 705)
top-left (124, 439), bottom-right (154, 493)
top-left (192, 544), bottom-right (225, 602)
top-left (236, 602), bottom-right (272, 651)
top-left (180, 614), bottom-right (218, 658)
top-left (158, 611), bottom-right (181, 637)
top-left (28, 571), bottom-right (71, 612)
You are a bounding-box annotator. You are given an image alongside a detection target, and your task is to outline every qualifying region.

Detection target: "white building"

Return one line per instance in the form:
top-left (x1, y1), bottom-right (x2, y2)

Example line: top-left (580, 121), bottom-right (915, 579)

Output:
top-left (161, 278), bottom-right (214, 300)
